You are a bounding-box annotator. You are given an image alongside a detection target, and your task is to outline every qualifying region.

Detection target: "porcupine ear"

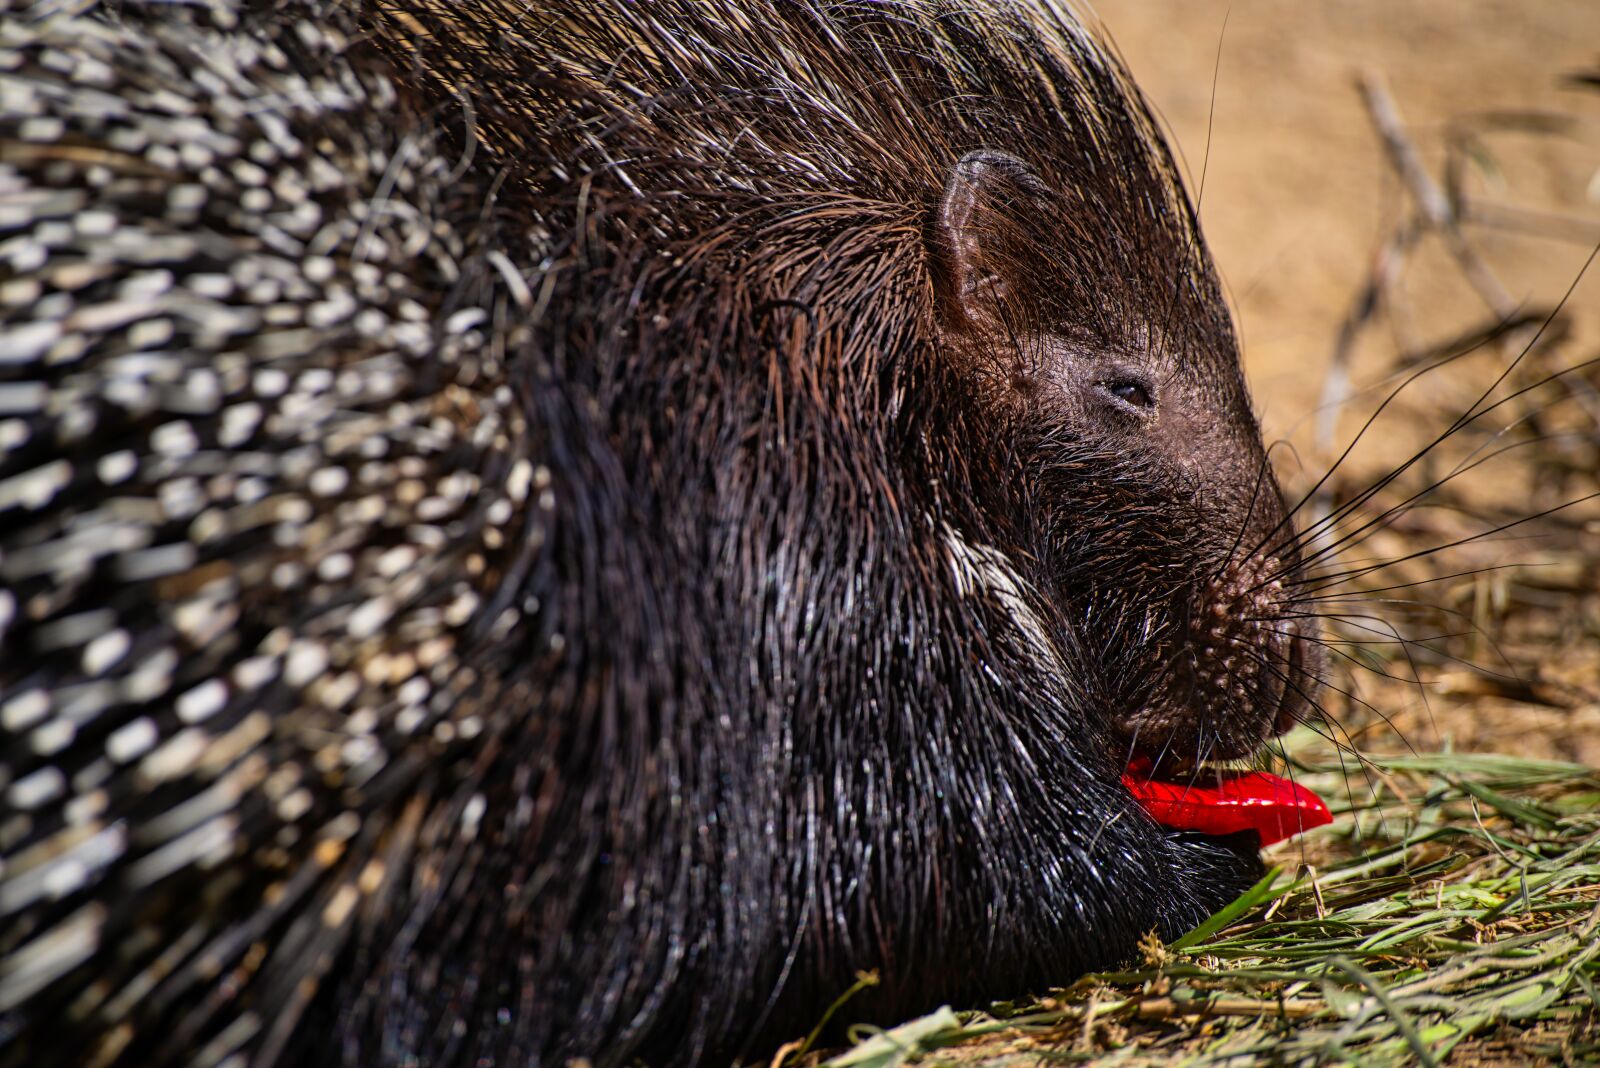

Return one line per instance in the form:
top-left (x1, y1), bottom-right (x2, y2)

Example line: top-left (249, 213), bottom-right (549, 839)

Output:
top-left (934, 149), bottom-right (1052, 331)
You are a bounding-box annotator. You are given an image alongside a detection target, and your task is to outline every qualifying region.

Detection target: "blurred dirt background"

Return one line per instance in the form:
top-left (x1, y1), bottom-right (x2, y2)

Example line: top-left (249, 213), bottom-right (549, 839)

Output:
top-left (1091, 0), bottom-right (1600, 766)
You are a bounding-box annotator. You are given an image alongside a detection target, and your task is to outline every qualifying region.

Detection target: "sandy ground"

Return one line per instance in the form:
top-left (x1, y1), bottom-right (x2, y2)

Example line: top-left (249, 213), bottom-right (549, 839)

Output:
top-left (1090, 1), bottom-right (1600, 764)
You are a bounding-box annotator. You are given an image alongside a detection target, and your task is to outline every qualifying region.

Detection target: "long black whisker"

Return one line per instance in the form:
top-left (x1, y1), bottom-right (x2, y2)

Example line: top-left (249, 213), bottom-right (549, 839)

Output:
top-left (1213, 444), bottom-right (1281, 582)
top-left (1268, 398), bottom-right (1598, 582)
top-left (1247, 240), bottom-right (1598, 574)
top-left (1243, 641), bottom-right (1421, 764)
top-left (1296, 562), bottom-right (1526, 601)
top-left (1288, 490), bottom-right (1600, 591)
top-left (1239, 320), bottom-right (1522, 568)
top-left (1280, 600), bottom-right (1515, 659)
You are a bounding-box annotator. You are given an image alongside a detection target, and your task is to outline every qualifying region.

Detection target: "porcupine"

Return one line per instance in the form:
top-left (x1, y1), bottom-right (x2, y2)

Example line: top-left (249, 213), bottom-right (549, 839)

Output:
top-left (0, 0), bottom-right (1325, 1065)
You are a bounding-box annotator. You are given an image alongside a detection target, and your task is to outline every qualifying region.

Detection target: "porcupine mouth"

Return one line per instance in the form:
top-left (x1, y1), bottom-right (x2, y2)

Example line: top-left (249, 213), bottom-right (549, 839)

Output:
top-left (1120, 626), bottom-right (1329, 848)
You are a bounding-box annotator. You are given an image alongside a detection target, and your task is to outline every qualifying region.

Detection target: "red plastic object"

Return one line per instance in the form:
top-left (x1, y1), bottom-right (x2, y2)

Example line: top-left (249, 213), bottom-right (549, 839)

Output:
top-left (1122, 760), bottom-right (1332, 846)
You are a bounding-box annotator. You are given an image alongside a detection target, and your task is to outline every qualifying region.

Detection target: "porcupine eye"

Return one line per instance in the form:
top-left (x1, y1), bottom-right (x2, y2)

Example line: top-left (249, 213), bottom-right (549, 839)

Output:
top-left (1103, 379), bottom-right (1154, 409)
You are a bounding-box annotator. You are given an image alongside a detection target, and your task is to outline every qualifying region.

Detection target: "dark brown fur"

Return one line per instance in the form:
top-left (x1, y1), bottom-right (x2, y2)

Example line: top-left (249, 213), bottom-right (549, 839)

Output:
top-left (0, 1), bottom-right (1319, 1065)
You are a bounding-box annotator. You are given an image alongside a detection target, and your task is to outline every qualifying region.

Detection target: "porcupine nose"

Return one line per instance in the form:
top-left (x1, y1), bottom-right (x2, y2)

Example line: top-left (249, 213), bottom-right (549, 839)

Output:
top-left (1197, 567), bottom-right (1289, 745)
top-left (1273, 618), bottom-right (1317, 736)
top-left (1115, 558), bottom-right (1302, 760)
top-left (1196, 564), bottom-right (1315, 746)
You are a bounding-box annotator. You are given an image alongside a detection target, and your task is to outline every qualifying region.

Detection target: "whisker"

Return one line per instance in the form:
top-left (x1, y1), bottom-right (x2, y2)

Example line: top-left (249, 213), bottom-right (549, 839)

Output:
top-left (1287, 490), bottom-right (1600, 591)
